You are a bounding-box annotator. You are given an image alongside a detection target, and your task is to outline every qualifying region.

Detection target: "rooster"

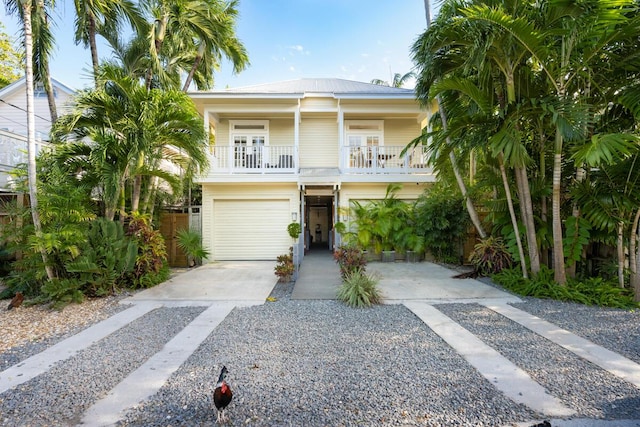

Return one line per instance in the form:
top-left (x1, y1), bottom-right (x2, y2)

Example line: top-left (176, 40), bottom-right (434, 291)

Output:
top-left (213, 366), bottom-right (233, 423)
top-left (7, 292), bottom-right (24, 310)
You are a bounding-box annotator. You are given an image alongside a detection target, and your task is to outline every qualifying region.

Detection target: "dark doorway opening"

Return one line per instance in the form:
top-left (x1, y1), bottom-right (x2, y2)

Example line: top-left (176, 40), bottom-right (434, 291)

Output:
top-left (304, 194), bottom-right (334, 253)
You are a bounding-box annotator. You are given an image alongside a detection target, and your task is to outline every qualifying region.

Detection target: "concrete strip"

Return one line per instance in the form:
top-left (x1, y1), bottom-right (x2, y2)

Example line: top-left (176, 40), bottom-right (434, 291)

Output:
top-left (0, 302), bottom-right (159, 394)
top-left (404, 301), bottom-right (574, 417)
top-left (484, 302), bottom-right (640, 389)
top-left (79, 302), bottom-right (235, 427)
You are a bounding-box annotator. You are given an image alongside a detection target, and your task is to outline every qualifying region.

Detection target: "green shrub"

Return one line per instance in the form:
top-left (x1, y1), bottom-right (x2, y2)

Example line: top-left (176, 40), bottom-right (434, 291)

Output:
top-left (176, 228), bottom-right (210, 266)
top-left (65, 218), bottom-right (138, 296)
top-left (41, 278), bottom-right (85, 309)
top-left (333, 244), bottom-right (367, 280)
top-left (274, 247), bottom-right (294, 282)
top-left (413, 185), bottom-right (469, 262)
top-left (287, 222), bottom-right (301, 239)
top-left (126, 213), bottom-right (168, 288)
top-left (469, 236), bottom-right (513, 275)
top-left (492, 265), bottom-right (638, 309)
top-left (337, 268), bottom-right (382, 308)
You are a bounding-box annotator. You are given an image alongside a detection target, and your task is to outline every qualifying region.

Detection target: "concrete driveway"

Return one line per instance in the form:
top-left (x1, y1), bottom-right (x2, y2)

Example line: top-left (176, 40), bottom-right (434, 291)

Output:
top-left (124, 261), bottom-right (278, 306)
top-left (291, 251), bottom-right (519, 303)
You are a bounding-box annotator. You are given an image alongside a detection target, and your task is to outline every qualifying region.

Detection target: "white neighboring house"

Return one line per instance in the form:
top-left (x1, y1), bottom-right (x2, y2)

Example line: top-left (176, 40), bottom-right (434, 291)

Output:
top-left (0, 77), bottom-right (76, 191)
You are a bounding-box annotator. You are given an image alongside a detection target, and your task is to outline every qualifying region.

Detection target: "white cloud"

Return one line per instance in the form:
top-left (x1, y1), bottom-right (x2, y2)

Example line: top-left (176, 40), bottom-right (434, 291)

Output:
top-left (287, 45), bottom-right (310, 56)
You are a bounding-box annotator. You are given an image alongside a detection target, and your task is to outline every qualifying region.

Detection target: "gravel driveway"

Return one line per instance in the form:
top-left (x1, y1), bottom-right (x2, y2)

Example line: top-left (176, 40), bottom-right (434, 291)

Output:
top-left (1, 277), bottom-right (640, 427)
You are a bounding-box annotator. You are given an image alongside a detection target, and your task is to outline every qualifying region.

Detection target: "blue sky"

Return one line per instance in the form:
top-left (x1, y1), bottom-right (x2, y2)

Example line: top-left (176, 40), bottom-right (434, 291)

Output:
top-left (1, 0), bottom-right (432, 91)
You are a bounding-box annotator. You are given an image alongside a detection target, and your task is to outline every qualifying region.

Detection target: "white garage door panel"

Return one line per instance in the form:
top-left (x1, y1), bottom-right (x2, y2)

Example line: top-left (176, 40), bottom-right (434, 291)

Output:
top-left (213, 200), bottom-right (291, 260)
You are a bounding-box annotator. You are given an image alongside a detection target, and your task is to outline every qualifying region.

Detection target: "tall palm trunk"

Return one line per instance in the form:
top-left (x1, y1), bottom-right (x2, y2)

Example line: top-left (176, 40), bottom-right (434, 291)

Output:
top-left (504, 71), bottom-right (539, 276)
top-left (552, 128), bottom-right (567, 284)
top-left (182, 43), bottom-right (204, 92)
top-left (499, 156), bottom-right (527, 278)
top-left (439, 102), bottom-right (487, 239)
top-left (515, 166), bottom-right (540, 275)
top-left (41, 55), bottom-right (57, 122)
top-left (146, 14), bottom-right (168, 90)
top-left (21, 0), bottom-right (54, 281)
top-left (87, 12), bottom-right (100, 86)
top-left (424, 0), bottom-right (486, 239)
top-left (630, 207), bottom-right (640, 301)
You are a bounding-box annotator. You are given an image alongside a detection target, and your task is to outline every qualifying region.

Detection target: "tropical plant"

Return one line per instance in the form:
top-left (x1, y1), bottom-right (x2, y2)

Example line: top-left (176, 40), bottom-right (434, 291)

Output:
top-left (140, 0), bottom-right (248, 91)
top-left (493, 266), bottom-right (638, 309)
top-left (287, 222), bottom-right (301, 239)
top-left (3, 0), bottom-right (55, 281)
top-left (371, 71), bottom-right (415, 88)
top-left (72, 0), bottom-right (147, 85)
top-left (413, 184), bottom-right (469, 262)
top-left (469, 236), bottom-right (513, 276)
top-left (52, 64), bottom-right (208, 219)
top-left (0, 22), bottom-right (23, 88)
top-left (65, 218), bottom-right (138, 296)
top-left (360, 183), bottom-right (411, 253)
top-left (176, 228), bottom-right (210, 267)
top-left (125, 212), bottom-right (169, 288)
top-left (337, 268), bottom-right (382, 308)
top-left (274, 247), bottom-right (294, 282)
top-left (333, 244), bottom-right (367, 280)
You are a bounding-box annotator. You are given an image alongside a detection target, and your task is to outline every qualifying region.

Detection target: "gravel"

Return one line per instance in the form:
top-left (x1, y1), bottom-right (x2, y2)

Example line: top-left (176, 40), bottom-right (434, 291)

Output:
top-left (0, 306), bottom-right (205, 427)
top-left (0, 295), bottom-right (130, 371)
top-left (436, 303), bottom-right (640, 420)
top-left (1, 277), bottom-right (640, 426)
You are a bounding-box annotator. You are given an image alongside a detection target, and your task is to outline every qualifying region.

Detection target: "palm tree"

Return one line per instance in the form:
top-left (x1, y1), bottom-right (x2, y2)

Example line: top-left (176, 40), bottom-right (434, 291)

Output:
top-left (30, 0), bottom-right (57, 122)
top-left (141, 0), bottom-right (248, 91)
top-left (465, 0), bottom-right (640, 284)
top-left (413, 0), bottom-right (488, 240)
top-left (371, 71), bottom-right (415, 88)
top-left (53, 64), bottom-right (209, 218)
top-left (72, 0), bottom-right (146, 86)
top-left (413, 0), bottom-right (540, 277)
top-left (3, 0), bottom-right (55, 281)
top-left (180, 0), bottom-right (248, 91)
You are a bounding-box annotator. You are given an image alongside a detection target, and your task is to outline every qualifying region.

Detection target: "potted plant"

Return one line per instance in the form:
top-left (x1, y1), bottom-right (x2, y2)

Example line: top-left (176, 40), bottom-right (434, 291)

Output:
top-left (368, 184), bottom-right (409, 262)
top-left (287, 221), bottom-right (301, 239)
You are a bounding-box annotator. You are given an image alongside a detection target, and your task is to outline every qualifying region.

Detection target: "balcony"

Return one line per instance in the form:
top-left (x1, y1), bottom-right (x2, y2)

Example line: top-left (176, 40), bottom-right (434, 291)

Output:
top-left (343, 145), bottom-right (431, 174)
top-left (206, 144), bottom-right (431, 175)
top-left (209, 145), bottom-right (297, 174)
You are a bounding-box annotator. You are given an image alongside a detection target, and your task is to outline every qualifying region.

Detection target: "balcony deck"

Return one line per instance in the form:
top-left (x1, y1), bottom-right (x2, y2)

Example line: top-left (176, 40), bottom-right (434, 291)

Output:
top-left (207, 145), bottom-right (431, 176)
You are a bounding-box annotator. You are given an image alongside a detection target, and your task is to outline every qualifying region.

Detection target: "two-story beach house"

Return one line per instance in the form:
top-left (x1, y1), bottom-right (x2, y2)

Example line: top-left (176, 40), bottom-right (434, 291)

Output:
top-left (189, 78), bottom-right (435, 262)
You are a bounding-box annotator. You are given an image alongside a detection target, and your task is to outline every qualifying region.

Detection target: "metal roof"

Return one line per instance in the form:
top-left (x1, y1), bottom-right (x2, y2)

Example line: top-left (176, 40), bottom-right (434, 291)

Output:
top-left (198, 78), bottom-right (415, 98)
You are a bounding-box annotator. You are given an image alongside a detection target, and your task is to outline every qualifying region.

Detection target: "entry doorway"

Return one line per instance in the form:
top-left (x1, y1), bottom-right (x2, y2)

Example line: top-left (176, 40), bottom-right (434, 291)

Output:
top-left (304, 193), bottom-right (335, 253)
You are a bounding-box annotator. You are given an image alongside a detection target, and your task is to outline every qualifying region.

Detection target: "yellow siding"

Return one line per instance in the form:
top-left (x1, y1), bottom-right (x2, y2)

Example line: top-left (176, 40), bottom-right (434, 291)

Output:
top-left (300, 98), bottom-right (338, 112)
top-left (338, 182), bottom-right (429, 213)
top-left (384, 119), bottom-right (422, 146)
top-left (299, 117), bottom-right (339, 168)
top-left (215, 120), bottom-right (230, 146)
top-left (269, 119), bottom-right (295, 146)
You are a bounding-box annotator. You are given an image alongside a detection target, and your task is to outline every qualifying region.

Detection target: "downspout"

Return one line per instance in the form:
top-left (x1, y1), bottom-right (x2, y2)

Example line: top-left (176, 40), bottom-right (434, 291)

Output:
top-left (295, 99), bottom-right (300, 169)
top-left (338, 98), bottom-right (344, 170)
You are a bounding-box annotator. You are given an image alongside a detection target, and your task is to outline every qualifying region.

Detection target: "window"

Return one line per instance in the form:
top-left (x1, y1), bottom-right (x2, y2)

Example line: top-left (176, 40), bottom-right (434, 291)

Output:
top-left (33, 82), bottom-right (57, 98)
top-left (345, 120), bottom-right (383, 147)
top-left (345, 120), bottom-right (383, 167)
top-left (230, 120), bottom-right (269, 168)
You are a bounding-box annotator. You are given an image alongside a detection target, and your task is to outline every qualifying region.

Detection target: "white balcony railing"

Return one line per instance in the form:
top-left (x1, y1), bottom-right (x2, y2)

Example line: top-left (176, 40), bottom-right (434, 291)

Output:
top-left (343, 145), bottom-right (431, 174)
top-left (207, 144), bottom-right (431, 175)
top-left (209, 145), bottom-right (297, 174)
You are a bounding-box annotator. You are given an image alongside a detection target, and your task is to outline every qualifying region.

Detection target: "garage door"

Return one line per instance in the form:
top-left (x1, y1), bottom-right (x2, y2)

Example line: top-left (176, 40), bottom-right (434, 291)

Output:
top-left (213, 199), bottom-right (291, 260)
